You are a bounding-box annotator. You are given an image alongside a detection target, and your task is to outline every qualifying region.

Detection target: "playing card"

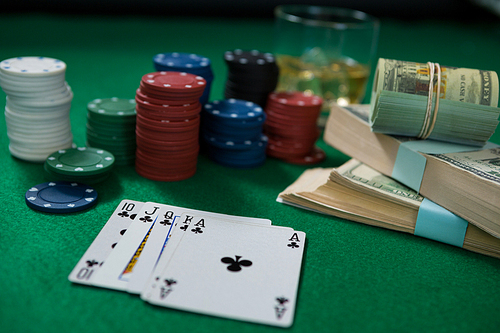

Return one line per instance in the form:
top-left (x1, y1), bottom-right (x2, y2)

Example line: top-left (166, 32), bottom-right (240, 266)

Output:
top-left (91, 201), bottom-right (163, 290)
top-left (144, 215), bottom-right (306, 327)
top-left (139, 213), bottom-right (272, 298)
top-left (68, 199), bottom-right (144, 285)
top-left (92, 201), bottom-right (272, 292)
top-left (126, 206), bottom-right (272, 294)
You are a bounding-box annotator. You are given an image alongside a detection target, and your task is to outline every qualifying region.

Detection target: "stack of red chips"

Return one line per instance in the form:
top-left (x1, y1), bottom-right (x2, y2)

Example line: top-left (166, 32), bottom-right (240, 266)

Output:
top-left (264, 91), bottom-right (326, 165)
top-left (135, 71), bottom-right (206, 181)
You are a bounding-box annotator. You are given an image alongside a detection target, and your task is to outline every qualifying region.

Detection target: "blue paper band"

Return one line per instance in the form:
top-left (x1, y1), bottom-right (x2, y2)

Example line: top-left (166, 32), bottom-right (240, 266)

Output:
top-left (392, 144), bottom-right (427, 192)
top-left (414, 198), bottom-right (468, 248)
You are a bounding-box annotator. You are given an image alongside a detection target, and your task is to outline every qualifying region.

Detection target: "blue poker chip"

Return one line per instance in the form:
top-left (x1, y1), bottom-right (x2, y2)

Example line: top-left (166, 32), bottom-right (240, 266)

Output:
top-left (153, 52), bottom-right (212, 71)
top-left (153, 52), bottom-right (214, 106)
top-left (207, 151), bottom-right (267, 168)
top-left (206, 145), bottom-right (266, 161)
top-left (201, 120), bottom-right (263, 140)
top-left (202, 109), bottom-right (265, 129)
top-left (25, 181), bottom-right (98, 213)
top-left (203, 132), bottom-right (268, 151)
top-left (203, 99), bottom-right (264, 123)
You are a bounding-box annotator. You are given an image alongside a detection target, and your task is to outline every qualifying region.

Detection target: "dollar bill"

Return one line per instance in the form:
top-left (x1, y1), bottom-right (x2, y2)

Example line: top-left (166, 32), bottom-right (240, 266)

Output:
top-left (431, 147), bottom-right (500, 184)
top-left (333, 159), bottom-right (424, 207)
top-left (373, 58), bottom-right (499, 106)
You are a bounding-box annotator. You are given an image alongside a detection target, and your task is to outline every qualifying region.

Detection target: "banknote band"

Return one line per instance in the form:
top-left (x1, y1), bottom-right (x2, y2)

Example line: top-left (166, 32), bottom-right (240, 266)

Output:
top-left (418, 62), bottom-right (441, 140)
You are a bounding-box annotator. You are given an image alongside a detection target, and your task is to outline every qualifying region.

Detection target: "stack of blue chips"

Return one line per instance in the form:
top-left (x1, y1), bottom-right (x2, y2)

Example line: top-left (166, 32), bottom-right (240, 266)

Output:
top-left (153, 52), bottom-right (214, 106)
top-left (201, 99), bottom-right (268, 168)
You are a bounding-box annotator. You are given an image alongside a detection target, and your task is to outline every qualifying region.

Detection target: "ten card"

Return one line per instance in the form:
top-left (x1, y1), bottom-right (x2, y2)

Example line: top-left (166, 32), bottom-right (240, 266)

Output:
top-left (68, 200), bottom-right (144, 285)
top-left (144, 215), bottom-right (306, 327)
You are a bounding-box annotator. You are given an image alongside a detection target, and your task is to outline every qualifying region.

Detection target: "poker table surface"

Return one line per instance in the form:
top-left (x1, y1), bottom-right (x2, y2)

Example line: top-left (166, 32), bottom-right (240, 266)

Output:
top-left (1, 13), bottom-right (500, 333)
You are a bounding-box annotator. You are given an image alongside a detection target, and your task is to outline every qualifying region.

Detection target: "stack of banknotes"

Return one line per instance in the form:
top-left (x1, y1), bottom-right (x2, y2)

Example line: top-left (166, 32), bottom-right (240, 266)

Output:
top-left (370, 58), bottom-right (500, 146)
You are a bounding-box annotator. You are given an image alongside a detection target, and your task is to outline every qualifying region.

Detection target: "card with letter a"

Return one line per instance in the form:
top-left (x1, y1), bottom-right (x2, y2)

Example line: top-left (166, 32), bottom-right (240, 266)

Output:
top-left (145, 214), bottom-right (306, 327)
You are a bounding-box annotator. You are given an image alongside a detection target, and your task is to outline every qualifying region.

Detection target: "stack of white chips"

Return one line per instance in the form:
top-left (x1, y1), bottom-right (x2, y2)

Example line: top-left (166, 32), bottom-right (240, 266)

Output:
top-left (0, 56), bottom-right (73, 162)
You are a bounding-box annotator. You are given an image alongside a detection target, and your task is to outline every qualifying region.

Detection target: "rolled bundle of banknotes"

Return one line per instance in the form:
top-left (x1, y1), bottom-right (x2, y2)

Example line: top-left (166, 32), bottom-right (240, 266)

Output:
top-left (369, 58), bottom-right (500, 146)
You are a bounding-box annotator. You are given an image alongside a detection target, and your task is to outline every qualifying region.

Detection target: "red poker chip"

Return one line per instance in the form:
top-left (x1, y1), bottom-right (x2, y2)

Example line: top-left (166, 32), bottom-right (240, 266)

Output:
top-left (136, 89), bottom-right (201, 107)
top-left (135, 150), bottom-right (198, 169)
top-left (135, 162), bottom-right (197, 182)
top-left (268, 91), bottom-right (323, 108)
top-left (264, 124), bottom-right (319, 140)
top-left (266, 112), bottom-right (317, 130)
top-left (136, 103), bottom-right (201, 120)
top-left (266, 146), bottom-right (305, 159)
top-left (136, 139), bottom-right (199, 153)
top-left (141, 72), bottom-right (206, 93)
top-left (265, 97), bottom-right (322, 111)
top-left (136, 105), bottom-right (201, 122)
top-left (138, 86), bottom-right (202, 105)
top-left (267, 143), bottom-right (311, 156)
top-left (265, 103), bottom-right (321, 120)
top-left (283, 146), bottom-right (326, 165)
top-left (136, 132), bottom-right (199, 149)
top-left (263, 121), bottom-right (320, 137)
top-left (135, 95), bottom-right (200, 112)
top-left (135, 124), bottom-right (199, 137)
top-left (137, 113), bottom-right (199, 128)
top-left (267, 137), bottom-right (317, 154)
top-left (139, 82), bottom-right (204, 100)
top-left (136, 129), bottom-right (199, 147)
top-left (136, 146), bottom-right (199, 161)
top-left (265, 108), bottom-right (319, 124)
top-left (135, 126), bottom-right (199, 142)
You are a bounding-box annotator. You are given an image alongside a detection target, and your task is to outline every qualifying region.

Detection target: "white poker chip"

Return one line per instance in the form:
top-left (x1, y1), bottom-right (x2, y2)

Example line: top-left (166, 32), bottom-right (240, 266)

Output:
top-left (7, 89), bottom-right (73, 108)
top-left (1, 56), bottom-right (74, 162)
top-left (0, 70), bottom-right (65, 82)
top-left (6, 98), bottom-right (72, 113)
top-left (9, 138), bottom-right (73, 163)
top-left (6, 122), bottom-right (70, 136)
top-left (5, 106), bottom-right (70, 121)
top-left (0, 56), bottom-right (67, 77)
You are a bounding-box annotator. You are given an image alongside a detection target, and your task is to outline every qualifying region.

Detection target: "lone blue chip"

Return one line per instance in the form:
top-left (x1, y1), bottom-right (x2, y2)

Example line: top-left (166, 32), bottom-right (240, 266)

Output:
top-left (25, 181), bottom-right (98, 213)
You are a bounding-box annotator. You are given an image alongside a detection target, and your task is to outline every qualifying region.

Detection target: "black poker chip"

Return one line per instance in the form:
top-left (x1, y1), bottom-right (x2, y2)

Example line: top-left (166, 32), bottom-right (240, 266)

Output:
top-left (223, 49), bottom-right (279, 108)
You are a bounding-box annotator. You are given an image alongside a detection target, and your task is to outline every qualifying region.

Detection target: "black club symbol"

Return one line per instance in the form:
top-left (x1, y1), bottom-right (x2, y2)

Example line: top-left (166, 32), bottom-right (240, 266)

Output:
top-left (117, 211), bottom-right (130, 218)
top-left (86, 259), bottom-right (99, 267)
top-left (287, 242), bottom-right (299, 249)
top-left (191, 227), bottom-right (203, 234)
top-left (164, 279), bottom-right (177, 287)
top-left (180, 225), bottom-right (189, 231)
top-left (221, 255), bottom-right (252, 272)
top-left (140, 215), bottom-right (153, 223)
top-left (159, 219), bottom-right (172, 226)
top-left (276, 297), bottom-right (289, 305)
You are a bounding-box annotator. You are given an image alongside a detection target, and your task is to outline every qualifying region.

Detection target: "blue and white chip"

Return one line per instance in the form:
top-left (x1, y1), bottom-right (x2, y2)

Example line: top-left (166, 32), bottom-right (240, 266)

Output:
top-left (203, 99), bottom-right (264, 123)
top-left (153, 52), bottom-right (211, 70)
top-left (25, 181), bottom-right (98, 213)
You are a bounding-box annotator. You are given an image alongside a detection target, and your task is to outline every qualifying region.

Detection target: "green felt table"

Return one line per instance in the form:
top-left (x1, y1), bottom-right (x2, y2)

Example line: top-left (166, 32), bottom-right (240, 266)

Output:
top-left (1, 12), bottom-right (500, 333)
